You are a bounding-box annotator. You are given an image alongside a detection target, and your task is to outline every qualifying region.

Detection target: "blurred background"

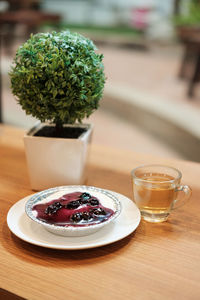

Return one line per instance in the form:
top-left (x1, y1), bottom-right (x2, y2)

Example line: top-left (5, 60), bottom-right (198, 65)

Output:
top-left (0, 0), bottom-right (200, 161)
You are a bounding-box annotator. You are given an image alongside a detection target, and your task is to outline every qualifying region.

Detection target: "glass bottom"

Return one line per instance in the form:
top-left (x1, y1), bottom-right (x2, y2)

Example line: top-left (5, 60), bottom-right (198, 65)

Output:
top-left (141, 211), bottom-right (169, 223)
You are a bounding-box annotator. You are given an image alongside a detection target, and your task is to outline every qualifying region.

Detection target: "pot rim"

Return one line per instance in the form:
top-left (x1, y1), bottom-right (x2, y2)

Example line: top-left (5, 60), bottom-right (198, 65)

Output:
top-left (25, 121), bottom-right (93, 140)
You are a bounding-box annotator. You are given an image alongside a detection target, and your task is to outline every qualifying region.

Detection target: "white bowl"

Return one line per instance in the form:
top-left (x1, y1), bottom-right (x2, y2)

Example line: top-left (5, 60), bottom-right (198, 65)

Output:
top-left (25, 186), bottom-right (121, 237)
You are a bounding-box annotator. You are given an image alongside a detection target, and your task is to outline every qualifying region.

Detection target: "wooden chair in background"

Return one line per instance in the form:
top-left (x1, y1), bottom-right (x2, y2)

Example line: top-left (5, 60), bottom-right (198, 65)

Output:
top-left (178, 26), bottom-right (200, 98)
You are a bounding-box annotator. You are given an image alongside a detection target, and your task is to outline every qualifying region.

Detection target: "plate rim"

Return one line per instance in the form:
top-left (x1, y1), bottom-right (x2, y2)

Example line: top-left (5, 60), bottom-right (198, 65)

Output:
top-left (7, 188), bottom-right (141, 250)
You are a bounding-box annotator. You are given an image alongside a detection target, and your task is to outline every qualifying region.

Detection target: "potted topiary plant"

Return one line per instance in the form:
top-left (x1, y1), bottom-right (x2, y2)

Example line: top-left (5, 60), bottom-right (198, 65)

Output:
top-left (9, 30), bottom-right (105, 190)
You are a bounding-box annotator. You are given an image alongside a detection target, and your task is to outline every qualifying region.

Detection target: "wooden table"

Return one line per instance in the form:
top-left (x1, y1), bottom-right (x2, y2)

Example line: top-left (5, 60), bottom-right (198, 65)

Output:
top-left (0, 125), bottom-right (200, 300)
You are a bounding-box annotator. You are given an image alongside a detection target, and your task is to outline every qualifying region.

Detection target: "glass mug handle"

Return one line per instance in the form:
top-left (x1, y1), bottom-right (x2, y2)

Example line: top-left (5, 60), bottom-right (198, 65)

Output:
top-left (172, 185), bottom-right (192, 209)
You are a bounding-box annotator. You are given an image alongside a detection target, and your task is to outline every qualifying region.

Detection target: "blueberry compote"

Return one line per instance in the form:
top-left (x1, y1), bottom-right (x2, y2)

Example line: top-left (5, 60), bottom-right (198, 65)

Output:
top-left (32, 192), bottom-right (115, 227)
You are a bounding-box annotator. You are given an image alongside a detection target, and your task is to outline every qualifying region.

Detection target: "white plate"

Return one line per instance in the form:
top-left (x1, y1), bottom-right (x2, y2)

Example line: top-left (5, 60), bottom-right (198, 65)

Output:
top-left (7, 190), bottom-right (141, 250)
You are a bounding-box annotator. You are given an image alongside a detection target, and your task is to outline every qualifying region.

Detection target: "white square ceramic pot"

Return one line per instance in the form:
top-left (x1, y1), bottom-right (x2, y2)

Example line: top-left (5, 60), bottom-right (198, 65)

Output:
top-left (24, 122), bottom-right (93, 191)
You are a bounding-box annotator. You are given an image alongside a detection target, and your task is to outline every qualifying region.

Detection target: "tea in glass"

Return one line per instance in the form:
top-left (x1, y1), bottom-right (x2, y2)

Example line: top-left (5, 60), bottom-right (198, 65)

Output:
top-left (131, 165), bottom-right (191, 222)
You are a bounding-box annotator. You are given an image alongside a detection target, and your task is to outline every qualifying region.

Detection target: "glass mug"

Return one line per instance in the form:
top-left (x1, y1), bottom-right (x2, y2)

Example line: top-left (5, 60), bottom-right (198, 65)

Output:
top-left (131, 164), bottom-right (192, 223)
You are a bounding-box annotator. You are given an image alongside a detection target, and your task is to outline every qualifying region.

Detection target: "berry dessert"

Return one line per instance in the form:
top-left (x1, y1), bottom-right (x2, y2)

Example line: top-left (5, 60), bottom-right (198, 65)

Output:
top-left (32, 192), bottom-right (115, 227)
top-left (26, 186), bottom-right (121, 237)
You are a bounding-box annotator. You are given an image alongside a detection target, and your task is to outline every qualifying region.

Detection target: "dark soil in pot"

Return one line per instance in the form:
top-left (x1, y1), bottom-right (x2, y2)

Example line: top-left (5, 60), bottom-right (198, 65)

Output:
top-left (34, 126), bottom-right (87, 139)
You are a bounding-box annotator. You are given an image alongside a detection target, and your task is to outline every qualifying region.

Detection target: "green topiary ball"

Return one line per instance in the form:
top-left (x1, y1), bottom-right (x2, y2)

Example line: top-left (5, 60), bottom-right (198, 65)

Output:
top-left (9, 30), bottom-right (106, 126)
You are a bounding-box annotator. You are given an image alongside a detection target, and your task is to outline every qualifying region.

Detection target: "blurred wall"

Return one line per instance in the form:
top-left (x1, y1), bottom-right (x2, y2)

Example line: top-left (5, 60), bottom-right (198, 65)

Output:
top-left (41, 0), bottom-right (175, 27)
